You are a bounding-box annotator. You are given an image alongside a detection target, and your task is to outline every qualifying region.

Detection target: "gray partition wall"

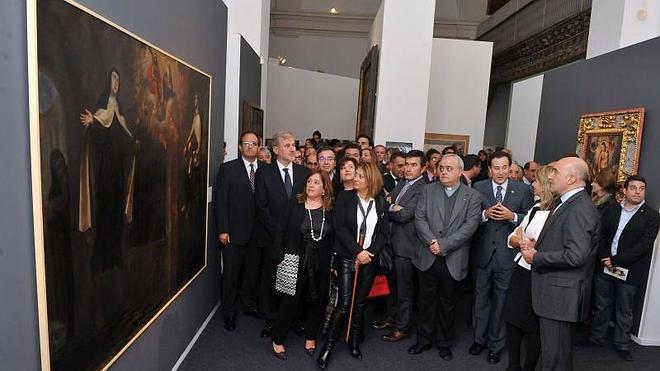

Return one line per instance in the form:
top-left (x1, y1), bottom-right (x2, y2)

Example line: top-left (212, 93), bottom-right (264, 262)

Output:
top-left (535, 36), bottom-right (660, 206)
top-left (0, 0), bottom-right (227, 370)
top-left (239, 36), bottom-right (262, 134)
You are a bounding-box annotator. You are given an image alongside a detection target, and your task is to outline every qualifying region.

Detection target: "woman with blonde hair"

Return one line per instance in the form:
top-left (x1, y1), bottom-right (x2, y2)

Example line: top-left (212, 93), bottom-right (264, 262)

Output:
top-left (316, 161), bottom-right (390, 369)
top-left (503, 164), bottom-right (558, 371)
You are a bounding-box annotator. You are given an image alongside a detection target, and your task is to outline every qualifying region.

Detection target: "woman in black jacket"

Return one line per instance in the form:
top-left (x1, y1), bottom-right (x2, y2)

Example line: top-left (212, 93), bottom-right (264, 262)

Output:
top-left (271, 170), bottom-right (334, 360)
top-left (316, 162), bottom-right (389, 369)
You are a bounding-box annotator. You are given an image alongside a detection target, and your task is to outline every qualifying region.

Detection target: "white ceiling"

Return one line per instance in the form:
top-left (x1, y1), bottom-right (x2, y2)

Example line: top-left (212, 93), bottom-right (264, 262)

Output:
top-left (272, 0), bottom-right (489, 22)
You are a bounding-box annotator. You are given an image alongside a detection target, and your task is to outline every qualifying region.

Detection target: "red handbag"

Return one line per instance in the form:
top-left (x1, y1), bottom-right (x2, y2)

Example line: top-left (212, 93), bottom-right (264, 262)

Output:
top-left (367, 274), bottom-right (391, 299)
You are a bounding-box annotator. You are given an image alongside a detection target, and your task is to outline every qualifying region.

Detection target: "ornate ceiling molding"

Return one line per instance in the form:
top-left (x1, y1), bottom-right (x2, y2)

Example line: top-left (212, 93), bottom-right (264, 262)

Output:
top-left (489, 9), bottom-right (591, 83)
top-left (270, 11), bottom-right (479, 39)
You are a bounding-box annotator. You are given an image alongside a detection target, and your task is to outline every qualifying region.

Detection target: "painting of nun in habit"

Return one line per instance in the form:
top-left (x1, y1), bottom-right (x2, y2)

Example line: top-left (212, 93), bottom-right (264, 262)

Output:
top-left (79, 67), bottom-right (136, 272)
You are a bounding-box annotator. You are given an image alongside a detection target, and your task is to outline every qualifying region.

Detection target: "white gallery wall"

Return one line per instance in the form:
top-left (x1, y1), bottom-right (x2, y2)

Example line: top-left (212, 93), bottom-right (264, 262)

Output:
top-left (505, 74), bottom-right (544, 164)
top-left (269, 34), bottom-right (368, 79)
top-left (266, 62), bottom-right (359, 141)
top-left (223, 0), bottom-right (269, 161)
top-left (426, 38), bottom-right (492, 153)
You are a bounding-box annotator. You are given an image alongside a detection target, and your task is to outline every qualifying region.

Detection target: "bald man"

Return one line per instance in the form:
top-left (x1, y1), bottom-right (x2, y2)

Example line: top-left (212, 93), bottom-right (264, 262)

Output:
top-left (520, 157), bottom-right (600, 371)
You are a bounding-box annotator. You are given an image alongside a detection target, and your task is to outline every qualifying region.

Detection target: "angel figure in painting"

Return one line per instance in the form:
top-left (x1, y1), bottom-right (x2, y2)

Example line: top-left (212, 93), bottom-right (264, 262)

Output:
top-left (79, 67), bottom-right (137, 273)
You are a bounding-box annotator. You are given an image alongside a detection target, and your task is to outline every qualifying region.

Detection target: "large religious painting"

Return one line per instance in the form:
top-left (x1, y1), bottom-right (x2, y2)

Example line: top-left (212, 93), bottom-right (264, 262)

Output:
top-left (575, 108), bottom-right (645, 183)
top-left (26, 1), bottom-right (211, 370)
top-left (424, 133), bottom-right (470, 156)
top-left (356, 45), bottom-right (379, 140)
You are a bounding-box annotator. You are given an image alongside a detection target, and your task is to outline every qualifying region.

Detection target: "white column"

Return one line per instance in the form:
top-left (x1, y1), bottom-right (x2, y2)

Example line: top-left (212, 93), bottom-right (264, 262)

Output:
top-left (223, 0), bottom-right (267, 161)
top-left (587, 0), bottom-right (660, 59)
top-left (372, 0), bottom-right (436, 149)
top-left (505, 74), bottom-right (544, 164)
top-left (426, 38), bottom-right (492, 154)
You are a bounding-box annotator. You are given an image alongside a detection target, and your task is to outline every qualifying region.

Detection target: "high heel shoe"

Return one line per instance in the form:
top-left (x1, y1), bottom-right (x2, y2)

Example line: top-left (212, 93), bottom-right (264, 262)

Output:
top-left (272, 342), bottom-right (287, 361)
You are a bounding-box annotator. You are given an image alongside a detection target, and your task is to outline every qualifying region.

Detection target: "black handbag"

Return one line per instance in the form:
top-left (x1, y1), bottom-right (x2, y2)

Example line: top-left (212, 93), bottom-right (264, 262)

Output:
top-left (378, 242), bottom-right (394, 274)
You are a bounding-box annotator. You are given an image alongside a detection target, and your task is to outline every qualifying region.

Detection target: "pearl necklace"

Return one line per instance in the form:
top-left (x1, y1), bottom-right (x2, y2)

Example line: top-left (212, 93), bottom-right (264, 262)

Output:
top-left (307, 206), bottom-right (326, 242)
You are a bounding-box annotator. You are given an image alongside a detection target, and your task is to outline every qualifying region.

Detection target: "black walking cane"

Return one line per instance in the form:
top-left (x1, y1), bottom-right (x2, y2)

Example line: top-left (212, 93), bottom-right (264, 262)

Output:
top-left (345, 234), bottom-right (365, 342)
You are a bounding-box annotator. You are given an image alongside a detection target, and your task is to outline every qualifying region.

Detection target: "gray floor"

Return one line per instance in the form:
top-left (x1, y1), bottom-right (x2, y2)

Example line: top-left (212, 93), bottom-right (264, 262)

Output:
top-left (179, 296), bottom-right (660, 371)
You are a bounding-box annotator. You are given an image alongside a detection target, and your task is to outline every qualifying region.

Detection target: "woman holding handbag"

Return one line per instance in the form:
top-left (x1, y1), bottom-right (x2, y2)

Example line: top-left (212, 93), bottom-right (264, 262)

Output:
top-left (503, 164), bottom-right (558, 371)
top-left (316, 162), bottom-right (390, 369)
top-left (271, 170), bottom-right (334, 360)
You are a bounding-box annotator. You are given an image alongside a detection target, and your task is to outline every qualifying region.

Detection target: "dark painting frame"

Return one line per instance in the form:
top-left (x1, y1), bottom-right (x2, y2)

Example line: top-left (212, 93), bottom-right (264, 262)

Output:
top-left (356, 45), bottom-right (379, 140)
top-left (242, 100), bottom-right (264, 140)
top-left (27, 1), bottom-right (212, 370)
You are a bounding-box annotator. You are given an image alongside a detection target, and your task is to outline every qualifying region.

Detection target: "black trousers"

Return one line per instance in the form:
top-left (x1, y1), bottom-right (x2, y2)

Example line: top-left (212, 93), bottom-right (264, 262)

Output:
top-left (417, 256), bottom-right (458, 348)
top-left (272, 264), bottom-right (329, 345)
top-left (506, 322), bottom-right (540, 371)
top-left (325, 257), bottom-right (377, 343)
top-left (220, 240), bottom-right (260, 318)
top-left (258, 247), bottom-right (279, 320)
top-left (394, 256), bottom-right (416, 332)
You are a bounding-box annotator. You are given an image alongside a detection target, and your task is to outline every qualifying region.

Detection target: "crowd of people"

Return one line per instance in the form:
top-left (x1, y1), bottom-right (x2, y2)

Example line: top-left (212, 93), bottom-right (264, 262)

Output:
top-left (214, 130), bottom-right (660, 371)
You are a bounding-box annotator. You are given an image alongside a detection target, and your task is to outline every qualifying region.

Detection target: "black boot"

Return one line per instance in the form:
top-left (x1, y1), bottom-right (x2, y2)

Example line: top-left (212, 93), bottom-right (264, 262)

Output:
top-left (348, 303), bottom-right (366, 359)
top-left (348, 336), bottom-right (362, 359)
top-left (317, 306), bottom-right (344, 369)
top-left (316, 340), bottom-right (334, 369)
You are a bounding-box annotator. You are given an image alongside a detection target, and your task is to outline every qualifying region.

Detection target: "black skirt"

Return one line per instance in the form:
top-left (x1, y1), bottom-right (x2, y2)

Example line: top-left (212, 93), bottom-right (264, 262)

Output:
top-left (503, 265), bottom-right (539, 333)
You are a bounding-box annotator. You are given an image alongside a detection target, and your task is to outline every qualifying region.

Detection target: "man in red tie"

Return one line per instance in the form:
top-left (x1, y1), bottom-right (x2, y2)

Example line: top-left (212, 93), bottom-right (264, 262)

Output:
top-left (214, 131), bottom-right (265, 331)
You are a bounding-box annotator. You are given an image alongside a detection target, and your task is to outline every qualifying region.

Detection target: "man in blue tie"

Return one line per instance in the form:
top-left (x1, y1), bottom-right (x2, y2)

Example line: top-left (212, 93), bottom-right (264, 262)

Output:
top-left (255, 131), bottom-right (309, 337)
top-left (469, 151), bottom-right (534, 364)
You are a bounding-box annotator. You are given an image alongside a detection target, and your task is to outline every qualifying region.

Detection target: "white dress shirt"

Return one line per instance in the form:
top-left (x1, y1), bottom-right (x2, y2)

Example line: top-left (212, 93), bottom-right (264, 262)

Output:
top-left (242, 157), bottom-right (258, 178)
top-left (276, 160), bottom-right (293, 185)
top-left (611, 201), bottom-right (645, 256)
top-left (507, 203), bottom-right (550, 270)
top-left (481, 179), bottom-right (517, 223)
top-left (356, 196), bottom-right (378, 250)
top-left (553, 187), bottom-right (585, 213)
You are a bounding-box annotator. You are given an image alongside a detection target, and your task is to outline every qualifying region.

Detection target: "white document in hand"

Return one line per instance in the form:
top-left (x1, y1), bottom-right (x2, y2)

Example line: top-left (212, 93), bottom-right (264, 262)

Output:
top-left (604, 266), bottom-right (629, 281)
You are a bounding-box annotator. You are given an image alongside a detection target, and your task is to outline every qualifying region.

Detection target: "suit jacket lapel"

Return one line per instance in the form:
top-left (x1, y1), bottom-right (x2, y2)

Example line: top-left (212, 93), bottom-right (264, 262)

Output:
top-left (536, 191), bottom-right (583, 246)
top-left (272, 164), bottom-right (288, 197)
top-left (502, 184), bottom-right (517, 206)
top-left (485, 181), bottom-right (496, 205)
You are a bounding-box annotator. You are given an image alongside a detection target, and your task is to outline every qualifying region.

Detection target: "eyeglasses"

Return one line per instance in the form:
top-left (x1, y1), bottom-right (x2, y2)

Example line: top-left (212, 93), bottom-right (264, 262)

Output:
top-left (241, 142), bottom-right (258, 148)
top-left (437, 166), bottom-right (456, 172)
top-left (319, 156), bottom-right (335, 162)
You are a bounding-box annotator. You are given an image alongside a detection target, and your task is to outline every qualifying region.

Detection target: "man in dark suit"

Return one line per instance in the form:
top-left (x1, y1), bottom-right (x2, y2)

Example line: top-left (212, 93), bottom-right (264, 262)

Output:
top-left (586, 175), bottom-right (660, 361)
top-left (460, 154), bottom-right (481, 187)
top-left (383, 151), bottom-right (405, 193)
top-left (469, 151), bottom-right (534, 364)
top-left (215, 131), bottom-right (265, 331)
top-left (521, 157), bottom-right (600, 371)
top-left (382, 150), bottom-right (428, 342)
top-left (317, 147), bottom-right (340, 191)
top-left (408, 154), bottom-right (483, 361)
top-left (255, 131), bottom-right (309, 337)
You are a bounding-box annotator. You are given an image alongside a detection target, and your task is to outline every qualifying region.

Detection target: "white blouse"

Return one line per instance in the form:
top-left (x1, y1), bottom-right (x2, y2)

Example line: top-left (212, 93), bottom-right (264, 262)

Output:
top-left (356, 197), bottom-right (378, 250)
top-left (507, 203), bottom-right (550, 270)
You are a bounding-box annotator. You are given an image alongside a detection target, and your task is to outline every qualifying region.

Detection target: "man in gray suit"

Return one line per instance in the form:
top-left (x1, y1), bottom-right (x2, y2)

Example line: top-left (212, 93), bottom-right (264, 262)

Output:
top-left (382, 150), bottom-right (428, 342)
top-left (521, 157), bottom-right (599, 371)
top-left (470, 151), bottom-right (535, 364)
top-left (408, 154), bottom-right (482, 361)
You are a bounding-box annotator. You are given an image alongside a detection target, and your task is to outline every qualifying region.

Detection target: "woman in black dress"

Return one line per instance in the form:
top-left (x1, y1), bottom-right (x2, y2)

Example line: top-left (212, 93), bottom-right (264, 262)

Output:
top-left (316, 162), bottom-right (389, 369)
top-left (503, 165), bottom-right (558, 371)
top-left (335, 156), bottom-right (357, 194)
top-left (271, 170), bottom-right (334, 360)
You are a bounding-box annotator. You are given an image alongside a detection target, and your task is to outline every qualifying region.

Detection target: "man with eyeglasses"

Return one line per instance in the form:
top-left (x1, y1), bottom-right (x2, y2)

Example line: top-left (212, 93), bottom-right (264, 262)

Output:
top-left (317, 147), bottom-right (340, 192)
top-left (409, 154), bottom-right (482, 361)
top-left (215, 131), bottom-right (266, 331)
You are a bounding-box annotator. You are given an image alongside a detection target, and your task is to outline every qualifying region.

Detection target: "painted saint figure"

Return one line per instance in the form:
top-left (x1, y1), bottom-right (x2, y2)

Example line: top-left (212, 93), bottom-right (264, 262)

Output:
top-left (595, 141), bottom-right (610, 173)
top-left (79, 67), bottom-right (136, 272)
